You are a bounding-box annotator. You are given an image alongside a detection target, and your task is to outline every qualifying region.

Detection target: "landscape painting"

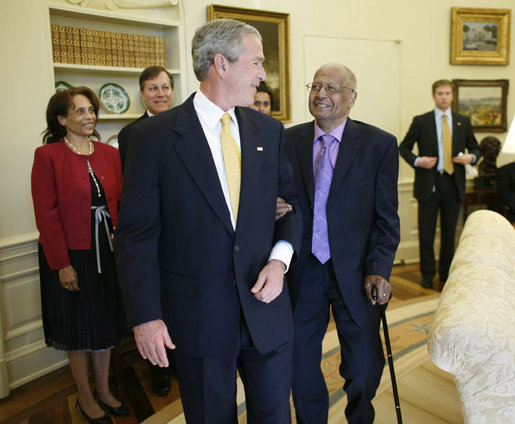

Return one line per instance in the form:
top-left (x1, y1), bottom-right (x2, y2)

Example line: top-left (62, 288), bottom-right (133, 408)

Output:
top-left (452, 79), bottom-right (509, 132)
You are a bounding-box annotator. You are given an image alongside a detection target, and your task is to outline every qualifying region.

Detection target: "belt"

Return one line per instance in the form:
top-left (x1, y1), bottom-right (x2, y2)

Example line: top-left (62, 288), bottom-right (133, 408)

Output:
top-left (91, 205), bottom-right (113, 274)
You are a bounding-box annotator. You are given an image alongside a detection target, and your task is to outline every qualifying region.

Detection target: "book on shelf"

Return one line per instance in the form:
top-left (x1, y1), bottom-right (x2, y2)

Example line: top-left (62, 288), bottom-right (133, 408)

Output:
top-left (51, 24), bottom-right (168, 69)
top-left (51, 24), bottom-right (61, 63)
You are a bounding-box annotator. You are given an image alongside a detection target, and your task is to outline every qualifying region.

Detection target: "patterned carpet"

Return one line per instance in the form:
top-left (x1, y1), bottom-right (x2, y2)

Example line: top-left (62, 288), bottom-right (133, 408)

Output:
top-left (143, 294), bottom-right (441, 423)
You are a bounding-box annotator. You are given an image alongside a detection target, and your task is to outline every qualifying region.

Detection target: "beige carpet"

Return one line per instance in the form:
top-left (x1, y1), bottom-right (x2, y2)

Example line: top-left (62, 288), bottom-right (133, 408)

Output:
top-left (143, 295), bottom-right (455, 423)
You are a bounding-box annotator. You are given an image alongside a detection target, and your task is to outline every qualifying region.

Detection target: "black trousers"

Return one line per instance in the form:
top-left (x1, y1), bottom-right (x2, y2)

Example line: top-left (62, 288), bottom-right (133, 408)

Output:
top-left (174, 316), bottom-right (292, 424)
top-left (292, 256), bottom-right (384, 424)
top-left (418, 172), bottom-right (461, 282)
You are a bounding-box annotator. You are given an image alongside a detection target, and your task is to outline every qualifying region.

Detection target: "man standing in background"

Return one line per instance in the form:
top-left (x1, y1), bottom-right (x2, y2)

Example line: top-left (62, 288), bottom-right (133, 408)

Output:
top-left (118, 66), bottom-right (174, 172)
top-left (399, 79), bottom-right (480, 289)
top-left (285, 63), bottom-right (400, 423)
top-left (117, 65), bottom-right (175, 396)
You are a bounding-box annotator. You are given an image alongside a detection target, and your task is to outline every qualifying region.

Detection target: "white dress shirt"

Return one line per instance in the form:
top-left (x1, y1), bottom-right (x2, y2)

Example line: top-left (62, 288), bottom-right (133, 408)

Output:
top-left (193, 90), bottom-right (293, 270)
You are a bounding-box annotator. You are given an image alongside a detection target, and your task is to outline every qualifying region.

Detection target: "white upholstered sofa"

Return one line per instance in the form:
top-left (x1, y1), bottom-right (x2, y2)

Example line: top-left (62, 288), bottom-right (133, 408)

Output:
top-left (428, 209), bottom-right (515, 424)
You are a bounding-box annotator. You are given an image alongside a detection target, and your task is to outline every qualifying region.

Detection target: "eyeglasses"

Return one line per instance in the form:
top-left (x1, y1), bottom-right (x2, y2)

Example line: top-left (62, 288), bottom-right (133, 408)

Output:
top-left (305, 83), bottom-right (355, 95)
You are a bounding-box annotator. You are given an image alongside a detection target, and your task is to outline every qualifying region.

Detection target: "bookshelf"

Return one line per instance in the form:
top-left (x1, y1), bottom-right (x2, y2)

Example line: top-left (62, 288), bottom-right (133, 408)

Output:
top-left (47, 0), bottom-right (186, 142)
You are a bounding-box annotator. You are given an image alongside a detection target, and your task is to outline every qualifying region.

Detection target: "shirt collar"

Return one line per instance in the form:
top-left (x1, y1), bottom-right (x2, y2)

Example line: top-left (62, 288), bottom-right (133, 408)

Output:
top-left (434, 107), bottom-right (451, 120)
top-left (313, 120), bottom-right (347, 144)
top-left (193, 90), bottom-right (237, 130)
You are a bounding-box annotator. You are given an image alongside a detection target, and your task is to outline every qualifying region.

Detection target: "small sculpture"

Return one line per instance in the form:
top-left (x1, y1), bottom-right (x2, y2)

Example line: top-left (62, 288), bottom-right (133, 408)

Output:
top-left (475, 136), bottom-right (501, 189)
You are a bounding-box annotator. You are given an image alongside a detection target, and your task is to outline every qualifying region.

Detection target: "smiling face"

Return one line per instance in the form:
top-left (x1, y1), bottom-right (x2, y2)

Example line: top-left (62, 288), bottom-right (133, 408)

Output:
top-left (224, 33), bottom-right (267, 107)
top-left (432, 84), bottom-right (453, 111)
top-left (251, 91), bottom-right (272, 115)
top-left (140, 71), bottom-right (174, 115)
top-left (57, 94), bottom-right (96, 140)
top-left (308, 65), bottom-right (356, 132)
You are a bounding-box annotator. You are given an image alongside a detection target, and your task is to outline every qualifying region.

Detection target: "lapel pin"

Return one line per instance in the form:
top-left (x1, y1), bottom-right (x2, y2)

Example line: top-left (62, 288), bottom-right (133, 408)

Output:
top-left (457, 122), bottom-right (462, 126)
top-left (257, 146), bottom-right (264, 151)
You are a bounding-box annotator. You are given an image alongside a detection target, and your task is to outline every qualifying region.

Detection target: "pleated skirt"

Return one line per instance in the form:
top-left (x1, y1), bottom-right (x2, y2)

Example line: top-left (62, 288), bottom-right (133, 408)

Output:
top-left (38, 228), bottom-right (128, 351)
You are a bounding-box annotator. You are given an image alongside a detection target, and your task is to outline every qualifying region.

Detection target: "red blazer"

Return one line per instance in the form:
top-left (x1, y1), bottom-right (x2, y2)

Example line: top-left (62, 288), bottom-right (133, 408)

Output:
top-left (31, 140), bottom-right (122, 270)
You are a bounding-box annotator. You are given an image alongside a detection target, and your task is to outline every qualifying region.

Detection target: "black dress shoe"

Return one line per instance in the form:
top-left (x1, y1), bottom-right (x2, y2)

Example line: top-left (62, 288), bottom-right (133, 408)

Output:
top-left (421, 279), bottom-right (433, 289)
top-left (93, 390), bottom-right (130, 417)
top-left (152, 370), bottom-right (171, 396)
top-left (75, 400), bottom-right (113, 424)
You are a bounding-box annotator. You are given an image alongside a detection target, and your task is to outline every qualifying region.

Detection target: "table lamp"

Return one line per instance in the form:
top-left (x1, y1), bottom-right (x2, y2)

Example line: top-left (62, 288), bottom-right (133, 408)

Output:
top-left (501, 116), bottom-right (515, 154)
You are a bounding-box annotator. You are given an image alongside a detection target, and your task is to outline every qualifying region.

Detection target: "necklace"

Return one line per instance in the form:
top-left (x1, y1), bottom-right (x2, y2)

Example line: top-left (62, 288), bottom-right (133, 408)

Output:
top-left (64, 137), bottom-right (101, 198)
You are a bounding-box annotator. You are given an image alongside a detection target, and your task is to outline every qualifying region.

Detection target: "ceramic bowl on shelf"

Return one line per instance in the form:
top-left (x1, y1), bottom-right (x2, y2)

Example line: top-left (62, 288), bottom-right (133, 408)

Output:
top-left (55, 81), bottom-right (72, 93)
top-left (99, 82), bottom-right (130, 114)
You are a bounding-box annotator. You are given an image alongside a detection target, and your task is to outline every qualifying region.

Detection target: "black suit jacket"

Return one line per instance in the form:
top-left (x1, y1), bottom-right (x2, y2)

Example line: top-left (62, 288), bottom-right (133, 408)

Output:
top-left (118, 112), bottom-right (148, 172)
top-left (399, 111), bottom-right (481, 202)
top-left (496, 162), bottom-right (515, 222)
top-left (285, 119), bottom-right (400, 327)
top-left (115, 94), bottom-right (302, 357)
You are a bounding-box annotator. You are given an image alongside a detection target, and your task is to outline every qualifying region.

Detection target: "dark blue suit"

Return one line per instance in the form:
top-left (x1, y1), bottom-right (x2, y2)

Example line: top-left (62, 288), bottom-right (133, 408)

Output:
top-left (115, 94), bottom-right (302, 423)
top-left (285, 119), bottom-right (400, 423)
top-left (117, 112), bottom-right (148, 172)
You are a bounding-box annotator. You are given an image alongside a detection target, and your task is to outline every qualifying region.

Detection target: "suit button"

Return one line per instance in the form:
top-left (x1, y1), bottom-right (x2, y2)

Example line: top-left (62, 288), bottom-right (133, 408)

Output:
top-left (233, 245), bottom-right (240, 253)
top-left (298, 263), bottom-right (303, 268)
top-left (304, 233), bottom-right (310, 239)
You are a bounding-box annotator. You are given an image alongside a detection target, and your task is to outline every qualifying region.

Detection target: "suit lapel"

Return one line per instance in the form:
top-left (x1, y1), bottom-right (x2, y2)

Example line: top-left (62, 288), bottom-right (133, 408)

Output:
top-left (172, 96), bottom-right (233, 235)
top-left (330, 118), bottom-right (358, 196)
top-left (296, 123), bottom-right (315, 205)
top-left (236, 108), bottom-right (264, 228)
top-left (427, 112), bottom-right (439, 152)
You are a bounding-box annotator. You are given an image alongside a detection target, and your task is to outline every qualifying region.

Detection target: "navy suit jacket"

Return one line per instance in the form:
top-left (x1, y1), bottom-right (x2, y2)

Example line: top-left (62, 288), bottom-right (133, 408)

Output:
top-left (115, 94), bottom-right (302, 357)
top-left (285, 119), bottom-right (400, 327)
top-left (399, 111), bottom-right (481, 202)
top-left (118, 112), bottom-right (148, 172)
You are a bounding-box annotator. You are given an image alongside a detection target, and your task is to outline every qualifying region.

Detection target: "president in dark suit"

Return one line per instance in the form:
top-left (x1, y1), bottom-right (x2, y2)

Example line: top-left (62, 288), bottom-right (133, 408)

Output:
top-left (115, 19), bottom-right (301, 423)
top-left (399, 79), bottom-right (480, 288)
top-left (284, 63), bottom-right (400, 423)
top-left (496, 161), bottom-right (515, 223)
top-left (117, 66), bottom-right (175, 396)
top-left (118, 66), bottom-right (174, 173)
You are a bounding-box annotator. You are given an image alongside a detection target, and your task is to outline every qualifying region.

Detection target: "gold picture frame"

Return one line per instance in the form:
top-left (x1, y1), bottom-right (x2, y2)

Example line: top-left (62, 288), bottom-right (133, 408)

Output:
top-left (452, 79), bottom-right (509, 132)
top-left (450, 7), bottom-right (511, 65)
top-left (207, 5), bottom-right (290, 122)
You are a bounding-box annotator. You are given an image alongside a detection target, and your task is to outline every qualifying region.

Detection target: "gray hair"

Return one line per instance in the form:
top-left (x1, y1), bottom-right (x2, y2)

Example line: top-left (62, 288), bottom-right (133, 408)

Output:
top-left (192, 18), bottom-right (262, 81)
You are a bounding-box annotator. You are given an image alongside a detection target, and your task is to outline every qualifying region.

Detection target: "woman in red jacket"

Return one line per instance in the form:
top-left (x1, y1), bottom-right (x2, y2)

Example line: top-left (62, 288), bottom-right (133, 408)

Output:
top-left (31, 87), bottom-right (128, 424)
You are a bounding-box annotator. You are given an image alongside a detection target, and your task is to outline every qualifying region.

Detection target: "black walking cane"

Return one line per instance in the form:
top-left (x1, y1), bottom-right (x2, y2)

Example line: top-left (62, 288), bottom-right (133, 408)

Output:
top-left (372, 286), bottom-right (403, 424)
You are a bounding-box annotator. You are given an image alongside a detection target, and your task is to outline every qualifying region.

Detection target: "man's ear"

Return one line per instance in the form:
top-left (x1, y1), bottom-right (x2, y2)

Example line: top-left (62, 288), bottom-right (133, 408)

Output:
top-left (213, 53), bottom-right (228, 78)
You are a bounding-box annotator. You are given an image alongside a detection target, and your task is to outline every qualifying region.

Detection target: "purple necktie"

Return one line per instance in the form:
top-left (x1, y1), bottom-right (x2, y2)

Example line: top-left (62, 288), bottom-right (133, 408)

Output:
top-left (312, 134), bottom-right (335, 264)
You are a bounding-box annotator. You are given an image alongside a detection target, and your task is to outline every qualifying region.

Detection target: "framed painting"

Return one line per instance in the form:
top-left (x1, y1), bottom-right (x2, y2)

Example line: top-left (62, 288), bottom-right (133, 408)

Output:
top-left (450, 7), bottom-right (511, 65)
top-left (207, 4), bottom-right (290, 122)
top-left (452, 79), bottom-right (509, 132)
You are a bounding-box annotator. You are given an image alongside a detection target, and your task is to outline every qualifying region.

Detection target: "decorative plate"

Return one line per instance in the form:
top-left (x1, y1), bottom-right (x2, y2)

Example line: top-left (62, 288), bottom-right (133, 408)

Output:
top-left (99, 83), bottom-right (130, 114)
top-left (55, 81), bottom-right (72, 93)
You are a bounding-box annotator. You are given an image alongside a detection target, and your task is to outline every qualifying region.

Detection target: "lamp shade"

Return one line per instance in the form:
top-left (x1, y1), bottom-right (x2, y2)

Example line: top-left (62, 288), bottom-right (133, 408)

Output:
top-left (502, 116), bottom-right (515, 154)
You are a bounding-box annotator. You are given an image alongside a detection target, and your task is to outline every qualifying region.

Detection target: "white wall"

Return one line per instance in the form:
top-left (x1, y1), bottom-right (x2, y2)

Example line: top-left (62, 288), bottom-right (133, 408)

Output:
top-left (0, 0), bottom-right (513, 392)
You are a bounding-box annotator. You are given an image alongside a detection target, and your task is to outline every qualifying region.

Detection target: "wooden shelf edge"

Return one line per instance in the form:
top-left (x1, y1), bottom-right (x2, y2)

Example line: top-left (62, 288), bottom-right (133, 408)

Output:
top-left (54, 63), bottom-right (180, 75)
top-left (47, 2), bottom-right (181, 28)
top-left (98, 114), bottom-right (141, 120)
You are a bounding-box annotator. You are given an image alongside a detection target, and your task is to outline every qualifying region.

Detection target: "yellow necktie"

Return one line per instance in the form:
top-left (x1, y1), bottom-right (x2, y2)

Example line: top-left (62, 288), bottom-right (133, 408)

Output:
top-left (220, 113), bottom-right (241, 220)
top-left (442, 114), bottom-right (454, 175)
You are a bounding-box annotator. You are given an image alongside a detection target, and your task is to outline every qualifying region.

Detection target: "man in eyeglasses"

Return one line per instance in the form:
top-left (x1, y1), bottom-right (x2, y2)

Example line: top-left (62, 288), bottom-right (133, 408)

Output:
top-left (283, 63), bottom-right (400, 423)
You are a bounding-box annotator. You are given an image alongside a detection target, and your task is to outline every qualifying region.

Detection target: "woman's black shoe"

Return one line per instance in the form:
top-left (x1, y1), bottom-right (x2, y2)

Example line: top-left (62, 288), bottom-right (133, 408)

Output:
top-left (75, 400), bottom-right (113, 424)
top-left (93, 390), bottom-right (131, 417)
